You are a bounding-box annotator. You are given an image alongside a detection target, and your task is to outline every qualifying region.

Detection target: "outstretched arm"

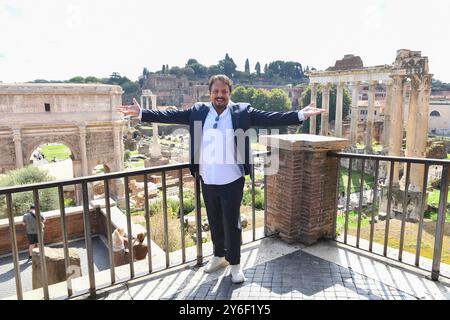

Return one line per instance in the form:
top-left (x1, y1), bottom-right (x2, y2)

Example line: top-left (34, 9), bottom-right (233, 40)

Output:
top-left (116, 98), bottom-right (191, 125)
top-left (250, 102), bottom-right (325, 127)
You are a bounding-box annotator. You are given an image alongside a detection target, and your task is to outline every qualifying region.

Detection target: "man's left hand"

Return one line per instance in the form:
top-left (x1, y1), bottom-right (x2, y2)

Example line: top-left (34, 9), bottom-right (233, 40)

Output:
top-left (301, 102), bottom-right (326, 119)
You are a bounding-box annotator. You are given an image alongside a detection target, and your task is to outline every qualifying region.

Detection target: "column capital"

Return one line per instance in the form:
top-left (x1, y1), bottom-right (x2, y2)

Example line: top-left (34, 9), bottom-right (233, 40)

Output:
top-left (12, 127), bottom-right (21, 137)
top-left (79, 125), bottom-right (87, 136)
top-left (419, 74), bottom-right (432, 91)
top-left (320, 83), bottom-right (331, 90)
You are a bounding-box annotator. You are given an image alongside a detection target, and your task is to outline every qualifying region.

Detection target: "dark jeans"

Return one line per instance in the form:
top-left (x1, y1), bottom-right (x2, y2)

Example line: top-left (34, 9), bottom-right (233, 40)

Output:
top-left (200, 176), bottom-right (245, 265)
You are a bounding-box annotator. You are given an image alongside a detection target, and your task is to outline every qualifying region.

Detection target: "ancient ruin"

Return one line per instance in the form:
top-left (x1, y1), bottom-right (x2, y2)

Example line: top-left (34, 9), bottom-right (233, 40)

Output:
top-left (0, 83), bottom-right (126, 202)
top-left (308, 49), bottom-right (433, 220)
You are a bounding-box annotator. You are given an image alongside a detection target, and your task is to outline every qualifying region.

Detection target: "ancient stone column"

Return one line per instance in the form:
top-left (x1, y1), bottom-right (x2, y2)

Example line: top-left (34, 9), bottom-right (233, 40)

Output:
top-left (113, 121), bottom-right (124, 172)
top-left (262, 134), bottom-right (350, 244)
top-left (309, 83), bottom-right (318, 135)
top-left (320, 84), bottom-right (330, 136)
top-left (79, 125), bottom-right (89, 177)
top-left (388, 75), bottom-right (405, 185)
top-left (140, 96), bottom-right (144, 109)
top-left (349, 81), bottom-right (360, 147)
top-left (12, 128), bottom-right (24, 168)
top-left (382, 81), bottom-right (393, 154)
top-left (150, 95), bottom-right (162, 158)
top-left (410, 74), bottom-right (432, 190)
top-left (335, 82), bottom-right (345, 137)
top-left (365, 81), bottom-right (377, 152)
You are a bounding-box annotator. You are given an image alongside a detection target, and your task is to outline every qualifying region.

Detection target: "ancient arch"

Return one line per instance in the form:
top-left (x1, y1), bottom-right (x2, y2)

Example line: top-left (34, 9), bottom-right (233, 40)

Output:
top-left (0, 83), bottom-right (126, 202)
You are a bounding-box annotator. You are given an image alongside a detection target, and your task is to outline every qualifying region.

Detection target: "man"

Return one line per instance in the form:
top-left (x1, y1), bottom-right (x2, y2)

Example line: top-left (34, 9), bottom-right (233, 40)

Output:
top-left (22, 205), bottom-right (45, 262)
top-left (117, 74), bottom-right (325, 283)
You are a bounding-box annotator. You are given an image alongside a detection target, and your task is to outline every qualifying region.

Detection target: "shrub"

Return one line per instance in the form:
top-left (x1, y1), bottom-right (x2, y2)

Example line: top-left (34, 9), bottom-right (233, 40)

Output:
top-left (242, 186), bottom-right (264, 210)
top-left (0, 166), bottom-right (58, 218)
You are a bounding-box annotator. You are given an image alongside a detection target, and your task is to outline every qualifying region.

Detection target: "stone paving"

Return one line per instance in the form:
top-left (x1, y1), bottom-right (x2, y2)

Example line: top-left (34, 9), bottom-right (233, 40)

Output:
top-left (83, 237), bottom-right (450, 301)
top-left (0, 236), bottom-right (110, 299)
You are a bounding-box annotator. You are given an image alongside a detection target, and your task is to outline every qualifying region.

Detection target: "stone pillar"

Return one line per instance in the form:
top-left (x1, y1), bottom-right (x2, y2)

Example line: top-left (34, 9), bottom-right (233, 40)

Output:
top-left (150, 95), bottom-right (161, 158)
top-left (404, 76), bottom-right (420, 188)
top-left (411, 74), bottom-right (432, 190)
top-left (388, 75), bottom-right (405, 185)
top-left (12, 128), bottom-right (24, 168)
top-left (382, 81), bottom-right (393, 154)
top-left (320, 84), bottom-right (330, 136)
top-left (140, 96), bottom-right (144, 109)
top-left (79, 125), bottom-right (89, 177)
top-left (365, 81), bottom-right (377, 152)
top-left (113, 121), bottom-right (124, 172)
top-left (335, 82), bottom-right (344, 138)
top-left (309, 83), bottom-right (318, 135)
top-left (349, 82), bottom-right (360, 147)
top-left (262, 134), bottom-right (350, 244)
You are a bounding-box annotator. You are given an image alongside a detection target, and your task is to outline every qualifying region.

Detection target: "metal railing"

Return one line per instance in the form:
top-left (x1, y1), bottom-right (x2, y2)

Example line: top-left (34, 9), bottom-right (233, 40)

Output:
top-left (0, 152), bottom-right (270, 300)
top-left (329, 152), bottom-right (450, 281)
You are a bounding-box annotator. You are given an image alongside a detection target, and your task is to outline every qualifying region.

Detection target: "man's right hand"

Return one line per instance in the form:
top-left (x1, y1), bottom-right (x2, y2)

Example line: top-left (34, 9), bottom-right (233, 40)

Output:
top-left (116, 98), bottom-right (141, 118)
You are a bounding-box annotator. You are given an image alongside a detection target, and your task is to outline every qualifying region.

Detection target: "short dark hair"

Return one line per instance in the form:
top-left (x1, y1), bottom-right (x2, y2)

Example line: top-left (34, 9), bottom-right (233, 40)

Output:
top-left (208, 74), bottom-right (233, 93)
top-left (30, 204), bottom-right (35, 209)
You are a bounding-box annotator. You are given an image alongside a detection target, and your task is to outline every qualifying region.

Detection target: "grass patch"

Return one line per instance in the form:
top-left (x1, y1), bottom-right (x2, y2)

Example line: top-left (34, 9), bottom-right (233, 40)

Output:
top-left (339, 167), bottom-right (375, 193)
top-left (41, 144), bottom-right (71, 161)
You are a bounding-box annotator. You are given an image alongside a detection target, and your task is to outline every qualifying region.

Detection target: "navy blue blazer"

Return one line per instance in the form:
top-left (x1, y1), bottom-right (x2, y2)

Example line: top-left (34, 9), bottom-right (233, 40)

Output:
top-left (141, 102), bottom-right (302, 177)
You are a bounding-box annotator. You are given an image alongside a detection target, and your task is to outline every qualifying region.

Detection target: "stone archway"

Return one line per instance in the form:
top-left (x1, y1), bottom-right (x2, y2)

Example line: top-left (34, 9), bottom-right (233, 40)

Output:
top-left (0, 83), bottom-right (125, 204)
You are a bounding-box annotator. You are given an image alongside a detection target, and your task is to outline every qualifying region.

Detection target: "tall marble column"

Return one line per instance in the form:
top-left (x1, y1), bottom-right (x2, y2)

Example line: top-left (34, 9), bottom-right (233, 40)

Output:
top-left (382, 81), bottom-right (393, 154)
top-left (12, 128), bottom-right (24, 168)
top-left (140, 96), bottom-right (144, 109)
top-left (79, 125), bottom-right (89, 177)
top-left (320, 84), bottom-right (330, 136)
top-left (309, 83), bottom-right (318, 135)
top-left (150, 95), bottom-right (162, 158)
top-left (410, 74), bottom-right (432, 190)
top-left (388, 75), bottom-right (405, 185)
top-left (113, 121), bottom-right (124, 172)
top-left (365, 81), bottom-right (377, 152)
top-left (349, 81), bottom-right (360, 147)
top-left (335, 82), bottom-right (344, 137)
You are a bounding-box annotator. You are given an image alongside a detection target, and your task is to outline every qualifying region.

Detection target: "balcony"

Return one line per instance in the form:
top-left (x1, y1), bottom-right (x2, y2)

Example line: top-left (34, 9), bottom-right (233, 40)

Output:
top-left (0, 134), bottom-right (449, 300)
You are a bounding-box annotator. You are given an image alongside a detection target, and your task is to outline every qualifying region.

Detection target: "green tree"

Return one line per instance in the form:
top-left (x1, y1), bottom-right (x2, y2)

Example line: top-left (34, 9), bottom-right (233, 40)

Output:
top-left (85, 76), bottom-right (100, 83)
top-left (218, 53), bottom-right (237, 78)
top-left (299, 85), bottom-right (351, 134)
top-left (255, 62), bottom-right (261, 76)
top-left (69, 76), bottom-right (85, 83)
top-left (245, 58), bottom-right (250, 74)
top-left (0, 166), bottom-right (59, 218)
top-left (207, 65), bottom-right (222, 76)
top-left (264, 63), bottom-right (268, 74)
top-left (231, 86), bottom-right (290, 111)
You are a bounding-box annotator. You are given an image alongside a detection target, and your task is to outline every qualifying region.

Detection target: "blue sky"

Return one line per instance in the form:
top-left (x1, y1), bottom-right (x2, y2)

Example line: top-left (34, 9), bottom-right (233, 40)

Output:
top-left (1, 0), bottom-right (449, 82)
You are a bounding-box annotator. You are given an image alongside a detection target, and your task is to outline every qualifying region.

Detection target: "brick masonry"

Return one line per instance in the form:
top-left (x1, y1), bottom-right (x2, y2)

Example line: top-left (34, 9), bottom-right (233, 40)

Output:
top-left (263, 134), bottom-right (349, 245)
top-left (0, 208), bottom-right (107, 255)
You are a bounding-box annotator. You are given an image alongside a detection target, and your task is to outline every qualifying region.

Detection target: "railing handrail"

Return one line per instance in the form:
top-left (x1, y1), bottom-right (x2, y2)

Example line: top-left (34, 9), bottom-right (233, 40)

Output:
top-left (0, 151), bottom-right (271, 195)
top-left (0, 162), bottom-right (190, 194)
top-left (328, 151), bottom-right (450, 165)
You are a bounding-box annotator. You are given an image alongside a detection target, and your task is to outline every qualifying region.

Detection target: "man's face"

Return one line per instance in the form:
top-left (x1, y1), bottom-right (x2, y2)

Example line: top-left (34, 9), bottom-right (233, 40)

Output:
top-left (210, 80), bottom-right (231, 109)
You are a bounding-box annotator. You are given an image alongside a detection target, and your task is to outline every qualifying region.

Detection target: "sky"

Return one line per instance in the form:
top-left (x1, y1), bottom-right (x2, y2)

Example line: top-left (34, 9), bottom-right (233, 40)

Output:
top-left (1, 0), bottom-right (450, 83)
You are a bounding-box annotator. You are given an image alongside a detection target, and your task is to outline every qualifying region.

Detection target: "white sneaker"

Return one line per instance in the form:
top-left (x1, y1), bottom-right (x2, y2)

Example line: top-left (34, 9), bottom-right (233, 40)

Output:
top-left (230, 264), bottom-right (246, 284)
top-left (204, 256), bottom-right (229, 273)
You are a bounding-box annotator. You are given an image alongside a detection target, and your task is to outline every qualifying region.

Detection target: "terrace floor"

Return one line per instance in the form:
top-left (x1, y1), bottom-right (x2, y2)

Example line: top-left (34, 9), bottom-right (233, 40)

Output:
top-left (71, 236), bottom-right (450, 301)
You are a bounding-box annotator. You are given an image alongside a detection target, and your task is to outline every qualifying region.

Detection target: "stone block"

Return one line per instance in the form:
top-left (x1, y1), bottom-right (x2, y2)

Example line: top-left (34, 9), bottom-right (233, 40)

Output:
top-left (32, 247), bottom-right (81, 289)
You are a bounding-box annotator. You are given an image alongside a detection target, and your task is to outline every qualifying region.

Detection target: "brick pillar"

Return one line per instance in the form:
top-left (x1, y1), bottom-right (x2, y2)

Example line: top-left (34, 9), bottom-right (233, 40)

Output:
top-left (262, 134), bottom-right (349, 245)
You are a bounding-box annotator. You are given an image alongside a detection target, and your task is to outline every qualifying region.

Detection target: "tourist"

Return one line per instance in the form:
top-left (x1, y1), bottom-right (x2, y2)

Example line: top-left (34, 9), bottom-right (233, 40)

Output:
top-left (132, 232), bottom-right (148, 261)
top-left (112, 228), bottom-right (129, 267)
top-left (117, 74), bottom-right (325, 283)
top-left (22, 205), bottom-right (46, 263)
